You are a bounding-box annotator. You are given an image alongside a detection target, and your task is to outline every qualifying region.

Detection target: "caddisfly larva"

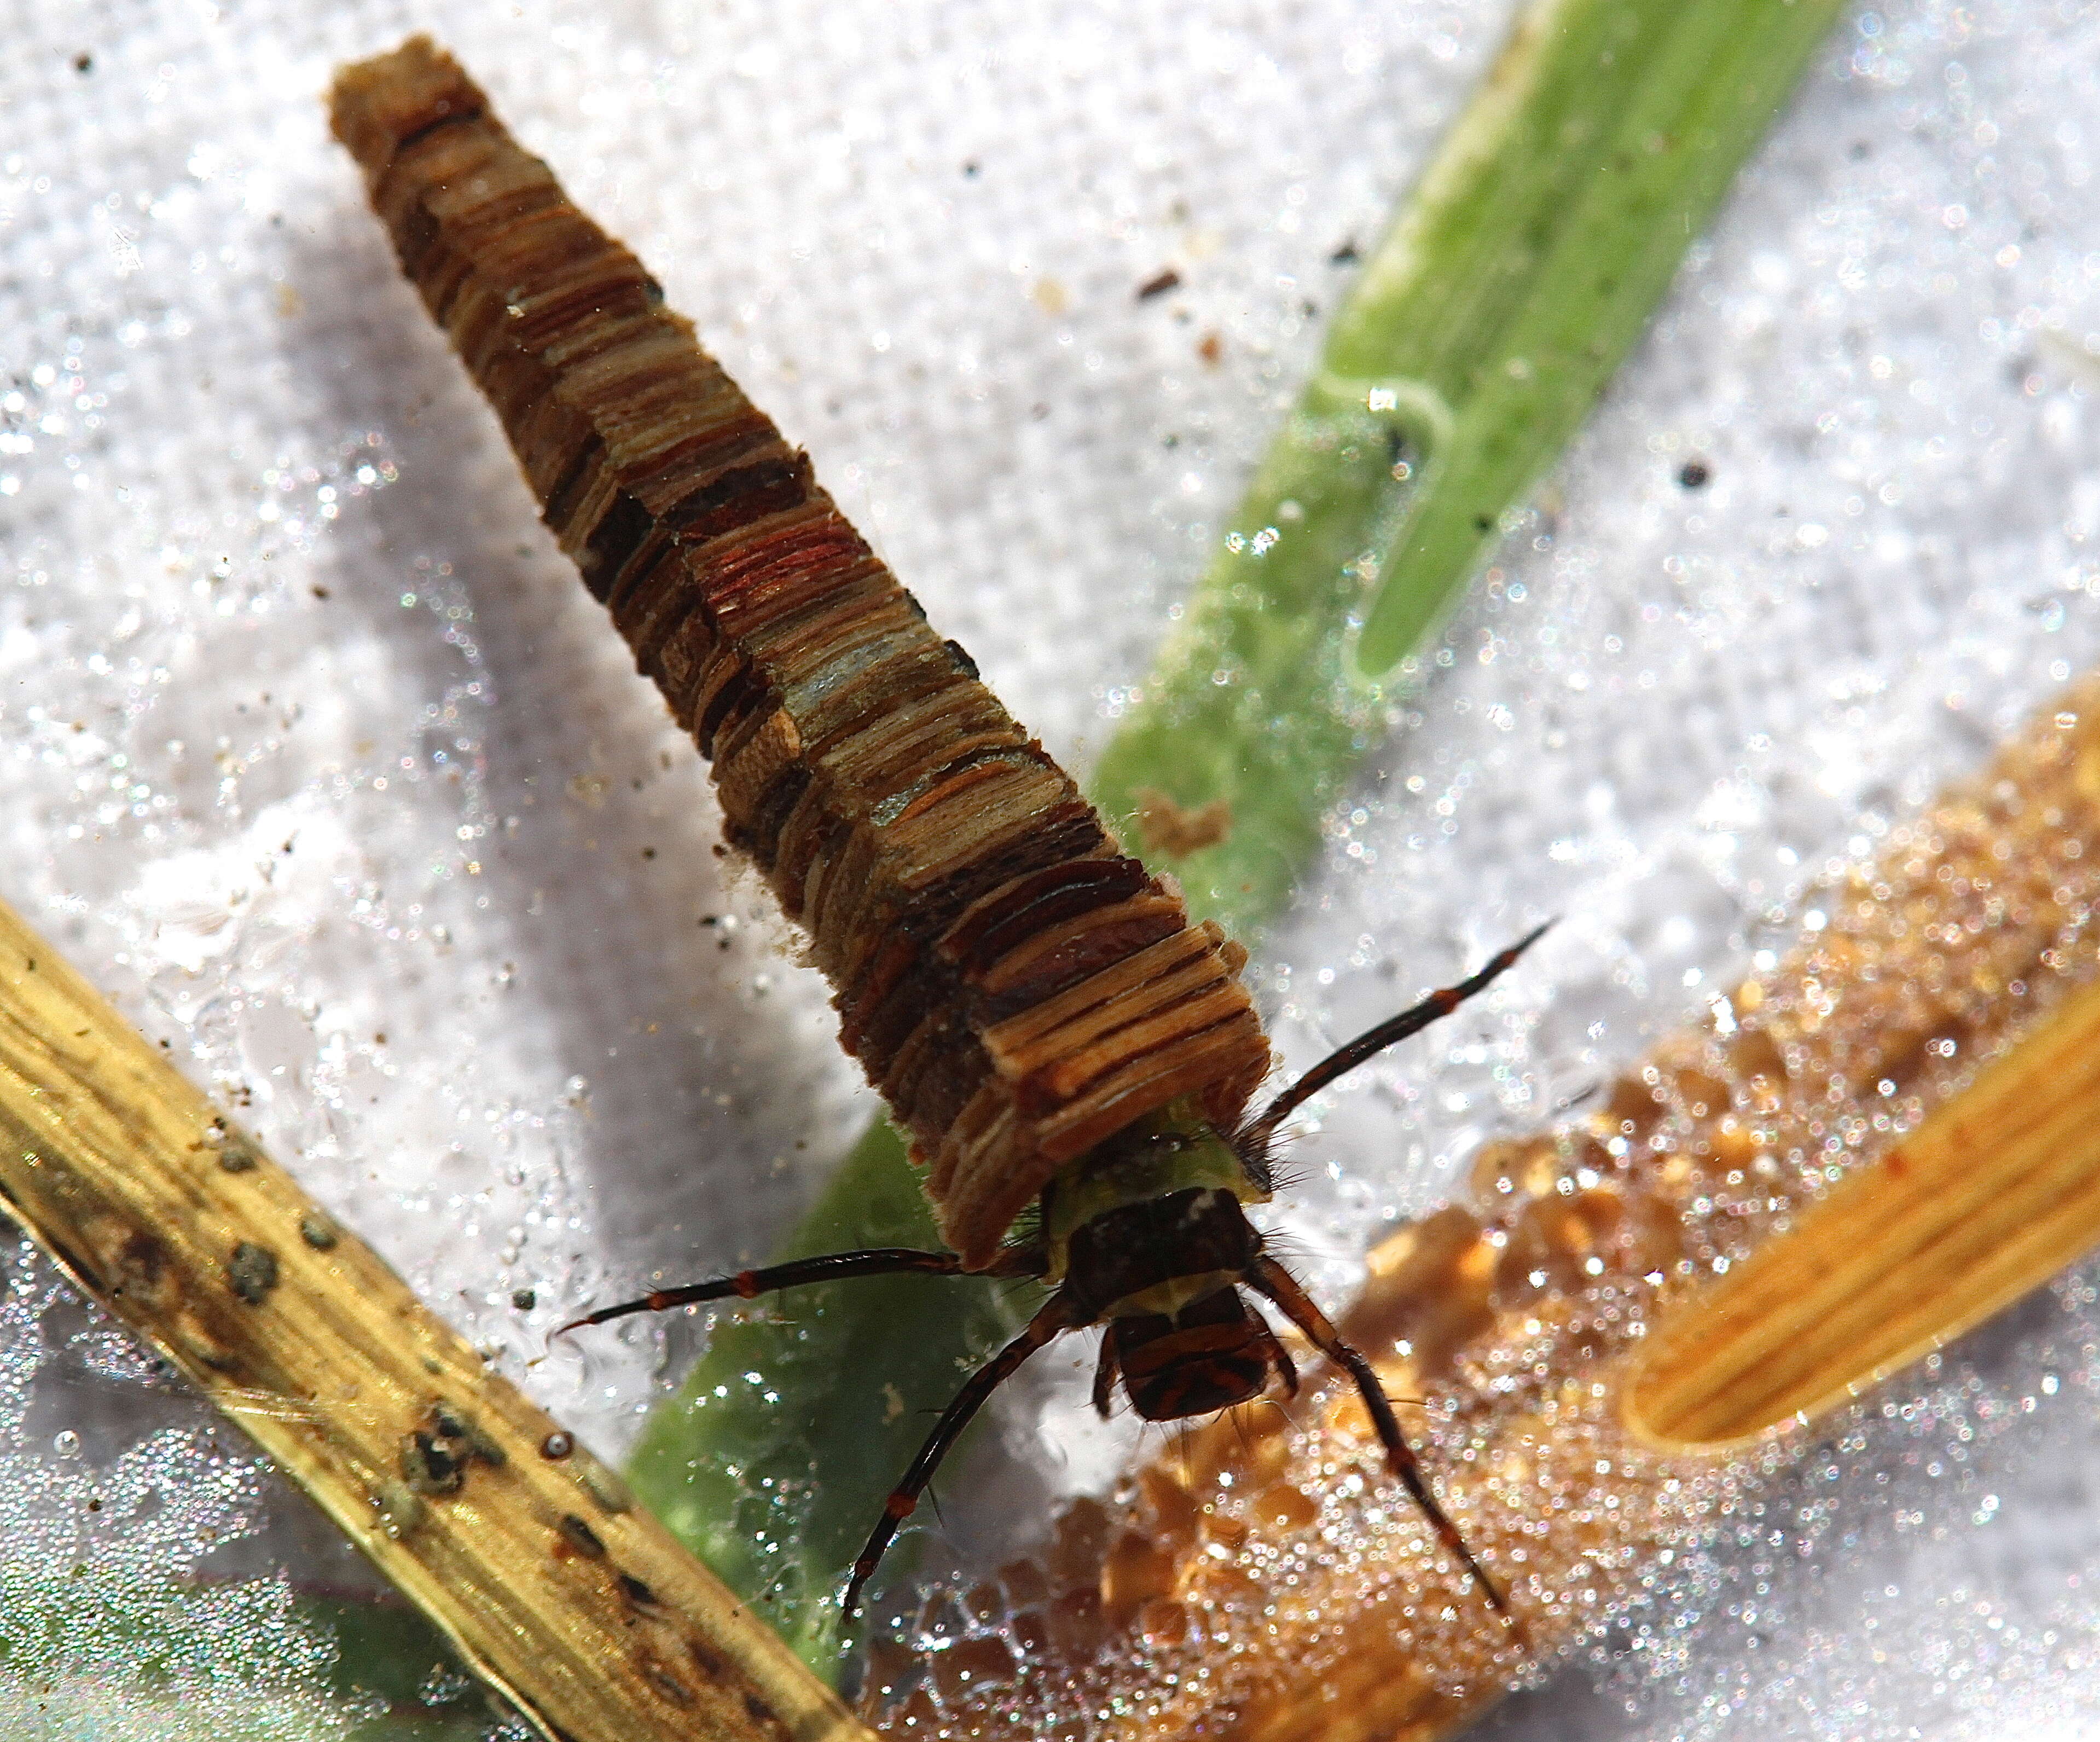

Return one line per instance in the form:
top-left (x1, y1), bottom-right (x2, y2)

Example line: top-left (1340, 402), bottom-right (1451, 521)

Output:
top-left (331, 34), bottom-right (1545, 1620)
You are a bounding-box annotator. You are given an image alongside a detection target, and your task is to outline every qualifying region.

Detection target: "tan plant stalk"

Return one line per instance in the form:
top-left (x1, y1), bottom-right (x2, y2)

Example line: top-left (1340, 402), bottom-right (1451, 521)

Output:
top-left (0, 896), bottom-right (867, 1742)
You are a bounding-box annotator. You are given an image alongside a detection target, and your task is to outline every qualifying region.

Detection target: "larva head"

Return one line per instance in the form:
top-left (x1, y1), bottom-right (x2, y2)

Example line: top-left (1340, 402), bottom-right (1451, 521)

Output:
top-left (1031, 1107), bottom-right (1286, 1423)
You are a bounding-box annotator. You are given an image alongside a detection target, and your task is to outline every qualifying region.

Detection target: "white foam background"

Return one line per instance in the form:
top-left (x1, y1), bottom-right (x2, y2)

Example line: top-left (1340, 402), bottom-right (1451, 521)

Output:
top-left (5, 0), bottom-right (2100, 1733)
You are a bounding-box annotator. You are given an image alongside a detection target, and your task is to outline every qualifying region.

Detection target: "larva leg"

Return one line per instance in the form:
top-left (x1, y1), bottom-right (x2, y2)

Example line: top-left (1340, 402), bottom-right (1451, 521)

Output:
top-left (1245, 922), bottom-right (1553, 1147)
top-left (556, 1248), bottom-right (980, 1334)
top-left (844, 1293), bottom-right (1081, 1616)
top-left (1246, 1256), bottom-right (1507, 1618)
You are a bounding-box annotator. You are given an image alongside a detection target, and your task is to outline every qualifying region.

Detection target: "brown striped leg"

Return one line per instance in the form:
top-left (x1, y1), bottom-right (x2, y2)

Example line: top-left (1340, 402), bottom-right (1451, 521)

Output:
top-left (1244, 922), bottom-right (1553, 1148)
top-left (844, 1292), bottom-right (1083, 1616)
top-left (1246, 1257), bottom-right (1508, 1618)
top-left (555, 1248), bottom-right (976, 1334)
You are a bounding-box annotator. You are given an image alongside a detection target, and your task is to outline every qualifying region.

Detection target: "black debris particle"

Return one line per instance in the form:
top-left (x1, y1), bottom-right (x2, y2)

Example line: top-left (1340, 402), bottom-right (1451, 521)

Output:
top-left (402, 1429), bottom-right (463, 1495)
top-left (511, 1287), bottom-right (536, 1311)
top-left (617, 1571), bottom-right (658, 1606)
top-left (215, 1129), bottom-right (263, 1173)
top-left (433, 1400), bottom-right (506, 1468)
top-left (1474, 513), bottom-right (1494, 532)
top-left (115, 1230), bottom-right (167, 1299)
top-left (403, 1400), bottom-right (506, 1496)
top-left (944, 638), bottom-right (979, 680)
top-left (1329, 238), bottom-right (1361, 265)
top-left (962, 160), bottom-right (981, 177)
top-left (559, 1513), bottom-right (606, 1558)
top-left (1678, 458), bottom-right (1712, 489)
top-left (648, 1666), bottom-right (697, 1708)
top-left (228, 1242), bottom-right (279, 1304)
top-left (74, 53), bottom-right (92, 74)
top-left (1136, 268), bottom-right (1181, 302)
top-left (299, 1212), bottom-right (340, 1251)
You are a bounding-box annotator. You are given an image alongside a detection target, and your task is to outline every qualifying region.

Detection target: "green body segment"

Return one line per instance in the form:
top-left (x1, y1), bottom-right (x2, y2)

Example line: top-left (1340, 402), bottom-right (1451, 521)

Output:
top-left (626, 0), bottom-right (1848, 1679)
top-left (1038, 1101), bottom-right (1268, 1284)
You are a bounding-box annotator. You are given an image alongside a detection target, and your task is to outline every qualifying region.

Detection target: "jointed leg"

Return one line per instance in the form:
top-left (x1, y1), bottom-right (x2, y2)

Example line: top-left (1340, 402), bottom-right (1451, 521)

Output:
top-left (843, 1292), bottom-right (1082, 1616)
top-left (1246, 922), bottom-right (1552, 1147)
top-left (557, 1247), bottom-right (977, 1334)
top-left (1246, 1256), bottom-right (1507, 1617)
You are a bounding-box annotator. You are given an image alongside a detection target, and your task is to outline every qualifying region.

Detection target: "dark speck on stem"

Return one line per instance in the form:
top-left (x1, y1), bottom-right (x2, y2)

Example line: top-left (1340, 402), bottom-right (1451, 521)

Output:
top-left (228, 1242), bottom-right (279, 1304)
top-left (559, 1513), bottom-right (606, 1558)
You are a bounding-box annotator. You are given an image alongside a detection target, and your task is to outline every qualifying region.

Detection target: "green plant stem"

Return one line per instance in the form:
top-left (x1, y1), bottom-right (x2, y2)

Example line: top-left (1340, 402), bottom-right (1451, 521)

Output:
top-left (1092, 0), bottom-right (1849, 935)
top-left (626, 1119), bottom-right (1028, 1672)
top-left (626, 0), bottom-right (1847, 1681)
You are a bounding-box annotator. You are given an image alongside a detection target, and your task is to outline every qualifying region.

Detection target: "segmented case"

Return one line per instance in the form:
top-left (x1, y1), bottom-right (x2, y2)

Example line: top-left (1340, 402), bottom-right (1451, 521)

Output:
top-left (330, 38), bottom-right (1271, 1267)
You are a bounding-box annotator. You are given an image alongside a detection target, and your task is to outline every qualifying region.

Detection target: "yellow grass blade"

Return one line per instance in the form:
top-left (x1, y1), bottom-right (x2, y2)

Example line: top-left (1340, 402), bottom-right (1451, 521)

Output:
top-left (1627, 975), bottom-right (2100, 1445)
top-left (0, 896), bottom-right (867, 1742)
